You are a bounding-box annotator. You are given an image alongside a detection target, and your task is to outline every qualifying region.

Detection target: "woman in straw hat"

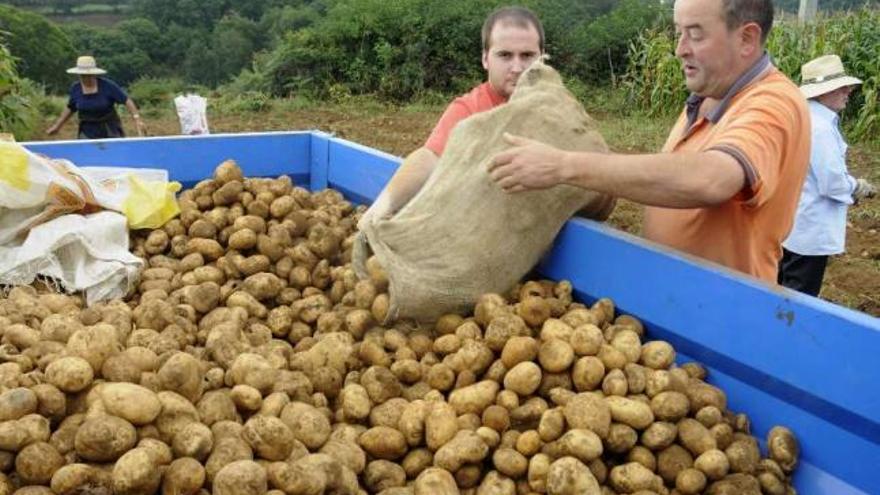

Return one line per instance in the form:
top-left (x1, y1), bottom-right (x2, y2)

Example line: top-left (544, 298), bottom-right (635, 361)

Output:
top-left (46, 55), bottom-right (146, 139)
top-left (778, 54), bottom-right (876, 297)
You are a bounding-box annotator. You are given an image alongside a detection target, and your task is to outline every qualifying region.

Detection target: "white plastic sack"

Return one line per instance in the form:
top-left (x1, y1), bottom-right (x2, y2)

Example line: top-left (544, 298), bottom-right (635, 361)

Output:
top-left (0, 211), bottom-right (143, 306)
top-left (174, 93), bottom-right (210, 135)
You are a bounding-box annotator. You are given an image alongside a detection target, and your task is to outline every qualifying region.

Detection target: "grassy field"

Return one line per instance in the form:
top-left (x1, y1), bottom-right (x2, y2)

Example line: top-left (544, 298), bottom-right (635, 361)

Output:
top-left (35, 93), bottom-right (880, 316)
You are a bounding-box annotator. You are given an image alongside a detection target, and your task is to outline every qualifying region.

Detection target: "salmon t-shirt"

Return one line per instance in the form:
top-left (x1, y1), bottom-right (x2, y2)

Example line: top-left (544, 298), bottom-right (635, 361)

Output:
top-left (643, 66), bottom-right (811, 282)
top-left (424, 82), bottom-right (507, 156)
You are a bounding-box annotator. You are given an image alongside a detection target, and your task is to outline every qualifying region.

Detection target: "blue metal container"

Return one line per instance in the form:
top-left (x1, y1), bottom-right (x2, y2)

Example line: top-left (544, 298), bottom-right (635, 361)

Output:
top-left (25, 131), bottom-right (880, 495)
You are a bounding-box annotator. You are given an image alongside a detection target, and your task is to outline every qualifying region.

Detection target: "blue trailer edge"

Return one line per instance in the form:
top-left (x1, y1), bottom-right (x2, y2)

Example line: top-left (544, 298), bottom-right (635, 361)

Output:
top-left (24, 131), bottom-right (880, 495)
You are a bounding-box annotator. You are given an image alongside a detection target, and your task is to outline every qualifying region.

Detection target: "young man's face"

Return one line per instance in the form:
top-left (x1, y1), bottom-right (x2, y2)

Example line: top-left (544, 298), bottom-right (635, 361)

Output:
top-left (482, 21), bottom-right (542, 99)
top-left (674, 0), bottom-right (751, 98)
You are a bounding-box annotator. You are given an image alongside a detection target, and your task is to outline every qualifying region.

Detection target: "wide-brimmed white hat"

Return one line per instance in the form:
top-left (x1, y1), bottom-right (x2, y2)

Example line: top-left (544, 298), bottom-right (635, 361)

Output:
top-left (66, 55), bottom-right (107, 75)
top-left (800, 54), bottom-right (861, 100)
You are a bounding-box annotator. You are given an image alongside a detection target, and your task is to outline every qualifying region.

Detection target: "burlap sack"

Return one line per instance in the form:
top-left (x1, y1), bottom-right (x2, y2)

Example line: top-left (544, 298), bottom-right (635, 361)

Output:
top-left (354, 61), bottom-right (614, 323)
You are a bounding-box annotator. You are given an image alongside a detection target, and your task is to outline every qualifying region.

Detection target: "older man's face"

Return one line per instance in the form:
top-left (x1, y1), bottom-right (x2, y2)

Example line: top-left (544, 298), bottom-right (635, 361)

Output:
top-left (674, 0), bottom-right (744, 98)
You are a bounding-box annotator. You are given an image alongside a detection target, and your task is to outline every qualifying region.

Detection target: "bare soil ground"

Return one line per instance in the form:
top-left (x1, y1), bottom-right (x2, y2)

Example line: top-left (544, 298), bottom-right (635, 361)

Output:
top-left (39, 99), bottom-right (880, 316)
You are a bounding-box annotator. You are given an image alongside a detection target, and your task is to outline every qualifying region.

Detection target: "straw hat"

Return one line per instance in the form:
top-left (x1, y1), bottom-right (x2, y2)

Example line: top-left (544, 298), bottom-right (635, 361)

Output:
top-left (66, 56), bottom-right (107, 75)
top-left (800, 54), bottom-right (861, 100)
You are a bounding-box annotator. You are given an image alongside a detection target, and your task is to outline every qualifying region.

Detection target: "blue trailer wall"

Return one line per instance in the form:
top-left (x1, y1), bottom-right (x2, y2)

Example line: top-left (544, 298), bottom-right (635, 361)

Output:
top-left (24, 131), bottom-right (880, 495)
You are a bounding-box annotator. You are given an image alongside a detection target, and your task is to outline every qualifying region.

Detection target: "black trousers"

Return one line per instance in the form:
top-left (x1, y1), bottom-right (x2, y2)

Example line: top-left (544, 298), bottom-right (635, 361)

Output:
top-left (777, 248), bottom-right (829, 297)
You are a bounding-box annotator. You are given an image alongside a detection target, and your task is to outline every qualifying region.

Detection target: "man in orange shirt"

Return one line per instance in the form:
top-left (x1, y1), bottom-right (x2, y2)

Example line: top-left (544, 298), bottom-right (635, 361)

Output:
top-left (359, 6), bottom-right (544, 228)
top-left (488, 0), bottom-right (811, 282)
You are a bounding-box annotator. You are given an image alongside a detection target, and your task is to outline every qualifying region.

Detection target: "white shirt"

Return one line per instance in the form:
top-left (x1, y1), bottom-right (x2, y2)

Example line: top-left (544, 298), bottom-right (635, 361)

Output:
top-left (783, 100), bottom-right (857, 256)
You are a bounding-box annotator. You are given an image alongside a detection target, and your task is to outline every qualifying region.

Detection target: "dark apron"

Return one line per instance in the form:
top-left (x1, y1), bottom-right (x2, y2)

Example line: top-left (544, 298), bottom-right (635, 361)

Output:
top-left (77, 108), bottom-right (125, 140)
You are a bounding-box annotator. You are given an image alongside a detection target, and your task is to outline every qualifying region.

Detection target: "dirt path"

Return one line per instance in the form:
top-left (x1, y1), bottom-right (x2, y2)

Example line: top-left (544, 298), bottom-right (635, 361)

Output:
top-left (40, 102), bottom-right (880, 316)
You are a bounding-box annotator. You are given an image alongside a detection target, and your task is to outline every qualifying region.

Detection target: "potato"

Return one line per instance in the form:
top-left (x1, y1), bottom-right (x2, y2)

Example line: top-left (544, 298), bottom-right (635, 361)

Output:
top-left (163, 457), bottom-right (206, 495)
top-left (425, 402), bottom-right (459, 451)
top-left (137, 438), bottom-right (172, 465)
top-left (99, 383), bottom-right (161, 425)
top-left (340, 384), bottom-right (372, 421)
top-left (45, 356), bottom-right (93, 393)
top-left (609, 462), bottom-right (663, 493)
top-left (685, 380), bottom-right (727, 414)
top-left (694, 448), bottom-right (730, 480)
top-left (601, 368), bottom-right (628, 396)
top-left (172, 422), bottom-right (214, 461)
top-left (605, 396), bottom-right (654, 430)
top-left (546, 456), bottom-right (601, 495)
top-left (518, 297), bottom-right (551, 327)
top-left (280, 402), bottom-right (331, 449)
top-left (155, 391), bottom-right (201, 443)
top-left (678, 418), bottom-right (717, 456)
top-left (15, 441), bottom-right (64, 485)
top-left (610, 330), bottom-right (642, 364)
top-left (563, 393), bottom-right (611, 439)
top-left (645, 391), bottom-right (688, 424)
top-left (113, 447), bottom-right (160, 495)
top-left (605, 422), bottom-right (638, 454)
top-left (242, 415), bottom-right (294, 461)
top-left (364, 460), bottom-right (406, 492)
top-left (415, 467), bottom-right (458, 495)
top-left (725, 438), bottom-right (760, 474)
top-left (242, 273), bottom-right (285, 301)
top-left (433, 429), bottom-right (488, 472)
top-left (657, 444), bottom-right (694, 484)
top-left (767, 426), bottom-right (798, 473)
top-left (449, 380), bottom-right (499, 416)
top-left (538, 338), bottom-right (575, 373)
top-left (319, 438), bottom-right (366, 474)
top-left (640, 340), bottom-right (676, 369)
top-left (74, 415), bottom-right (137, 462)
top-left (186, 238), bottom-right (224, 260)
top-left (359, 426), bottom-right (408, 461)
top-left (50, 464), bottom-right (110, 495)
top-left (157, 352), bottom-right (205, 403)
top-left (215, 160), bottom-right (244, 184)
top-left (553, 428), bottom-right (603, 463)
top-left (30, 384), bottom-right (66, 423)
top-left (0, 388), bottom-right (37, 422)
top-left (211, 179), bottom-right (242, 205)
top-left (213, 460), bottom-right (267, 495)
top-left (706, 473), bottom-right (762, 495)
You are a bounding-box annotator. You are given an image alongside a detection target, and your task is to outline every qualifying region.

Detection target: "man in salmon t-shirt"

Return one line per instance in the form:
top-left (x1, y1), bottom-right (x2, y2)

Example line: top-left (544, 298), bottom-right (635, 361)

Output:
top-left (358, 6), bottom-right (544, 228)
top-left (487, 0), bottom-right (811, 283)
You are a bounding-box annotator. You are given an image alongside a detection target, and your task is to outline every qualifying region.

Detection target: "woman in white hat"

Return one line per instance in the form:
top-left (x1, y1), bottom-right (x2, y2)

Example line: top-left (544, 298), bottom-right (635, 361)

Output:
top-left (778, 54), bottom-right (876, 297)
top-left (46, 55), bottom-right (146, 139)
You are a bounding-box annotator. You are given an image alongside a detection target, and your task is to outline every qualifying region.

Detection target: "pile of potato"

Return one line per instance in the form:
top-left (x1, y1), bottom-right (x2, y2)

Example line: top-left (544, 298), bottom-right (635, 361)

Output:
top-left (0, 160), bottom-right (800, 495)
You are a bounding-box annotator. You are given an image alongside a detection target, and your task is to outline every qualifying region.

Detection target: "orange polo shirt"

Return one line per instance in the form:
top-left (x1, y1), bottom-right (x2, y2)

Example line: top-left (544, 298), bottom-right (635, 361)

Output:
top-left (643, 59), bottom-right (811, 282)
top-left (425, 82), bottom-right (507, 156)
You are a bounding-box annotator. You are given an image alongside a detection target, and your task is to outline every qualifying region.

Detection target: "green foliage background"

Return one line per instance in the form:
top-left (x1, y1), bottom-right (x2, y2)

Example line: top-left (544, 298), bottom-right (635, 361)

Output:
top-left (0, 4), bottom-right (76, 93)
top-left (1, 1), bottom-right (879, 142)
top-left (0, 37), bottom-right (46, 140)
top-left (623, 8), bottom-right (880, 141)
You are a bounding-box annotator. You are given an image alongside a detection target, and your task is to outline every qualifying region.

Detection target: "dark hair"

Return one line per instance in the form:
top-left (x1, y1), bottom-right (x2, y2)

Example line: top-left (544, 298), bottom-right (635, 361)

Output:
top-left (721, 0), bottom-right (774, 43)
top-left (481, 6), bottom-right (545, 52)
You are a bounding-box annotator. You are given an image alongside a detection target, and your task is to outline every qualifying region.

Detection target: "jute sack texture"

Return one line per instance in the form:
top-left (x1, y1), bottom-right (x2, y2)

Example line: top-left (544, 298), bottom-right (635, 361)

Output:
top-left (354, 61), bottom-right (614, 323)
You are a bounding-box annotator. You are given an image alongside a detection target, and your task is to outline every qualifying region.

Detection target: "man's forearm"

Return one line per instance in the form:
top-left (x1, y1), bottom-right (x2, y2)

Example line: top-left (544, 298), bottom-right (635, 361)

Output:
top-left (384, 147), bottom-right (439, 213)
top-left (561, 150), bottom-right (746, 209)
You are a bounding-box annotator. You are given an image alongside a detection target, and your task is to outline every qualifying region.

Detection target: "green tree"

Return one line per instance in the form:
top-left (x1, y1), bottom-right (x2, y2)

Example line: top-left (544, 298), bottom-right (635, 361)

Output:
top-left (50, 0), bottom-right (77, 14)
top-left (63, 22), bottom-right (154, 86)
top-left (115, 18), bottom-right (165, 62)
top-left (0, 4), bottom-right (76, 93)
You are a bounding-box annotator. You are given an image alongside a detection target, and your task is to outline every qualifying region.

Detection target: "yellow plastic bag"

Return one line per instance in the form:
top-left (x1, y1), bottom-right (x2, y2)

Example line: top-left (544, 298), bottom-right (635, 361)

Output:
top-left (122, 175), bottom-right (182, 229)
